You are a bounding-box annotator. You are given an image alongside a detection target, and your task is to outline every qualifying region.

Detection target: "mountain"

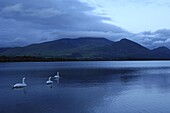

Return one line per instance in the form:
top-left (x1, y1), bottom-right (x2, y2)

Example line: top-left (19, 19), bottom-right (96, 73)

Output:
top-left (0, 37), bottom-right (170, 60)
top-left (0, 47), bottom-right (11, 53)
top-left (150, 46), bottom-right (170, 59)
top-left (0, 37), bottom-right (113, 58)
top-left (94, 38), bottom-right (150, 59)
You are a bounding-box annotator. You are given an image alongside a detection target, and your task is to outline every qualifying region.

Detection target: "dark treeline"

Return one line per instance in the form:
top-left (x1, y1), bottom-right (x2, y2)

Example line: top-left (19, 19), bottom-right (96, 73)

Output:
top-left (0, 56), bottom-right (76, 62)
top-left (0, 56), bottom-right (170, 62)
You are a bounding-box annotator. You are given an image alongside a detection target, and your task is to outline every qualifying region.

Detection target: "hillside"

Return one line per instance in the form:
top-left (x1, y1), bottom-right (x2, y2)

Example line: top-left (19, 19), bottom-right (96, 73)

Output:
top-left (0, 37), bottom-right (170, 60)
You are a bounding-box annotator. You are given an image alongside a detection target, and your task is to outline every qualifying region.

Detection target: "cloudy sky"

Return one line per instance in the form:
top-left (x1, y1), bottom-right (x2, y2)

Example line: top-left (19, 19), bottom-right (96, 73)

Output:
top-left (0, 0), bottom-right (170, 49)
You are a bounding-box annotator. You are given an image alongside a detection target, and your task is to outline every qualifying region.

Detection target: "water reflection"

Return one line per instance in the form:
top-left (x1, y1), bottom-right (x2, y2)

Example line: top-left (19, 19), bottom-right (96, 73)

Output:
top-left (0, 61), bottom-right (170, 113)
top-left (47, 84), bottom-right (53, 88)
top-left (12, 87), bottom-right (27, 94)
top-left (54, 78), bottom-right (60, 84)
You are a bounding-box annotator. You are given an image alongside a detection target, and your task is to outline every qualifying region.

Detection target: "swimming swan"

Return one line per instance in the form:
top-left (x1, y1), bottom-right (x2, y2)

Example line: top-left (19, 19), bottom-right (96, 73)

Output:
top-left (54, 72), bottom-right (60, 79)
top-left (46, 77), bottom-right (53, 85)
top-left (13, 77), bottom-right (27, 89)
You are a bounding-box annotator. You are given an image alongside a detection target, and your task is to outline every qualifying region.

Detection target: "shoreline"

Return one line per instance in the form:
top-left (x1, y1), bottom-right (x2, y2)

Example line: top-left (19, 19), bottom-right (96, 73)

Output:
top-left (0, 56), bottom-right (170, 62)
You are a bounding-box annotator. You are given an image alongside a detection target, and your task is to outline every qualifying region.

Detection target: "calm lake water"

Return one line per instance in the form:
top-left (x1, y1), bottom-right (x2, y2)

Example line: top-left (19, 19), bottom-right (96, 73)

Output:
top-left (1, 61), bottom-right (170, 113)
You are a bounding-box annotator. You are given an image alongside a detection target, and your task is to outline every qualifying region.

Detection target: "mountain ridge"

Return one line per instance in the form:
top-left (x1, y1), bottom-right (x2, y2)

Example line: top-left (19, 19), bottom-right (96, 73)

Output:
top-left (0, 37), bottom-right (170, 60)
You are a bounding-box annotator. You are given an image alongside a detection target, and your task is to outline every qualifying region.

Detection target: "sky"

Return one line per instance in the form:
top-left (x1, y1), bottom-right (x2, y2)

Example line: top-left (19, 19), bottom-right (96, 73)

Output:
top-left (0, 0), bottom-right (170, 49)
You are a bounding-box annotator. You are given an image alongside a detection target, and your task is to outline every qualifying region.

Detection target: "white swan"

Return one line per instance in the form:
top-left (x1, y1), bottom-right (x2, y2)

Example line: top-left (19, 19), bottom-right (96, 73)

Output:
top-left (13, 77), bottom-right (27, 89)
top-left (54, 72), bottom-right (60, 79)
top-left (46, 77), bottom-right (53, 85)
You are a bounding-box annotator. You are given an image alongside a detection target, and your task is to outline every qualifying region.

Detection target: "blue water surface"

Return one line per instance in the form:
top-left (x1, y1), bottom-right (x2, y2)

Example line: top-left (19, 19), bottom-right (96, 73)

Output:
top-left (0, 61), bottom-right (170, 113)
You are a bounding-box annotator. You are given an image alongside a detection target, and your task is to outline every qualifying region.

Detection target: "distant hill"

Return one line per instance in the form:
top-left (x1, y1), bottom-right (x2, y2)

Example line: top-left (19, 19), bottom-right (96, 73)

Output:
top-left (0, 37), bottom-right (170, 61)
top-left (94, 38), bottom-right (150, 59)
top-left (150, 46), bottom-right (170, 59)
top-left (0, 47), bottom-right (11, 53)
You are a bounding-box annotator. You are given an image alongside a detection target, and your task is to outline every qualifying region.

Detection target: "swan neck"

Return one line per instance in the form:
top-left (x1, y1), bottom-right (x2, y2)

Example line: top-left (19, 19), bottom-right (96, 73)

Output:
top-left (22, 78), bottom-right (25, 84)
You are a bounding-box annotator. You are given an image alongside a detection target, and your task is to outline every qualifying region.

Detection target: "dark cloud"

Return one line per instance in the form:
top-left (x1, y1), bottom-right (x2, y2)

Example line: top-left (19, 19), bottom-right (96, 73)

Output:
top-left (133, 29), bottom-right (170, 49)
top-left (0, 0), bottom-right (129, 47)
top-left (0, 0), bottom-right (170, 49)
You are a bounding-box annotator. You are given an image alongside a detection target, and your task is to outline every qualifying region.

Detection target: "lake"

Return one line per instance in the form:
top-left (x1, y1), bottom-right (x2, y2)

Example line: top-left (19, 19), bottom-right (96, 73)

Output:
top-left (1, 61), bottom-right (170, 113)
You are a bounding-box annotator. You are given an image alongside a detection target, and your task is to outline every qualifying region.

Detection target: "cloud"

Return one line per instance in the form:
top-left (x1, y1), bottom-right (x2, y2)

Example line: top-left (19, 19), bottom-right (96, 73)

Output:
top-left (1, 3), bottom-right (63, 19)
top-left (165, 38), bottom-right (170, 43)
top-left (1, 3), bottom-right (22, 13)
top-left (26, 8), bottom-right (63, 18)
top-left (133, 29), bottom-right (170, 49)
top-left (0, 0), bottom-right (128, 47)
top-left (0, 1), bottom-right (100, 29)
top-left (155, 29), bottom-right (170, 36)
top-left (106, 0), bottom-right (170, 7)
top-left (0, 0), bottom-right (170, 50)
top-left (153, 40), bottom-right (164, 45)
